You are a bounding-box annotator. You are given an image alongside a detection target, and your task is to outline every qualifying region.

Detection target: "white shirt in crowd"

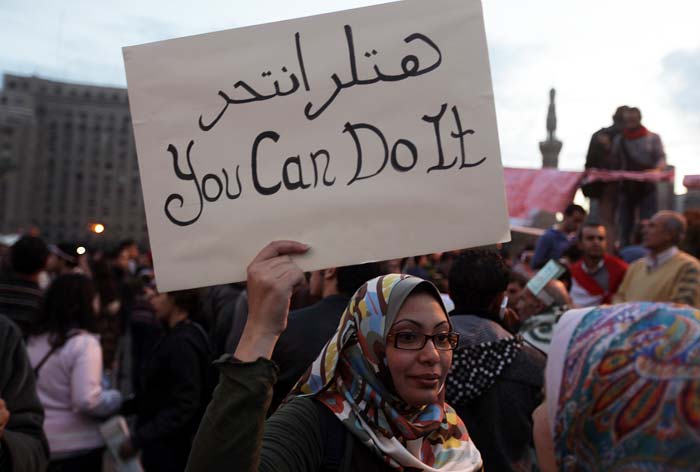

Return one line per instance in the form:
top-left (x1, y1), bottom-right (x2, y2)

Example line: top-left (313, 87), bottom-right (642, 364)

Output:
top-left (26, 330), bottom-right (122, 458)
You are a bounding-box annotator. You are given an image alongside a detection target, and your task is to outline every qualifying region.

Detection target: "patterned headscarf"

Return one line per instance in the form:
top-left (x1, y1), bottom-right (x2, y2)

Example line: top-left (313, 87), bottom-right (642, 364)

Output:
top-left (548, 303), bottom-right (700, 471)
top-left (293, 274), bottom-right (482, 471)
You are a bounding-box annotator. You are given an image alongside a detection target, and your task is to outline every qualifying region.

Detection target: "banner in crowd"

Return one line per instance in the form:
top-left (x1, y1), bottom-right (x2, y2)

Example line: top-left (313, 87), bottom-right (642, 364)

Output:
top-left (123, 0), bottom-right (510, 291)
top-left (684, 175), bottom-right (700, 191)
top-left (503, 167), bottom-right (582, 224)
top-left (584, 168), bottom-right (675, 184)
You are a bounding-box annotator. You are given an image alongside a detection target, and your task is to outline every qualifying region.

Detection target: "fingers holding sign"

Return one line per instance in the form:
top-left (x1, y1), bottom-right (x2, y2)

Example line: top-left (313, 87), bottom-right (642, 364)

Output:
top-left (235, 241), bottom-right (309, 362)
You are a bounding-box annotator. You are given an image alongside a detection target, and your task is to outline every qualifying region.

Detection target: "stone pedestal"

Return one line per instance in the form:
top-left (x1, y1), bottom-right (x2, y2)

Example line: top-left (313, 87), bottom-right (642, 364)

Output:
top-left (539, 139), bottom-right (562, 168)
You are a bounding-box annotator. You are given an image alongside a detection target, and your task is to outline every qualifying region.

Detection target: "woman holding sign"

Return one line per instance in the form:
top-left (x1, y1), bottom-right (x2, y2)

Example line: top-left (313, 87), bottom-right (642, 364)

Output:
top-left (186, 241), bottom-right (483, 471)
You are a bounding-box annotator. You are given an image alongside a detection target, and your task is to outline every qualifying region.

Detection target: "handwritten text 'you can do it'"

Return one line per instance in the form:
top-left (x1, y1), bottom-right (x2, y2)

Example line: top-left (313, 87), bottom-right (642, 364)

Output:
top-left (163, 25), bottom-right (487, 227)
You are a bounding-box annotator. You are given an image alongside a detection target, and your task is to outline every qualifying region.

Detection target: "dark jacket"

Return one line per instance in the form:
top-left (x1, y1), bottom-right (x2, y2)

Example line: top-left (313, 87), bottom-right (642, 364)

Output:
top-left (186, 357), bottom-right (396, 472)
top-left (0, 315), bottom-right (49, 471)
top-left (269, 295), bottom-right (349, 413)
top-left (200, 284), bottom-right (244, 358)
top-left (448, 315), bottom-right (545, 472)
top-left (127, 320), bottom-right (213, 472)
top-left (582, 124), bottom-right (623, 198)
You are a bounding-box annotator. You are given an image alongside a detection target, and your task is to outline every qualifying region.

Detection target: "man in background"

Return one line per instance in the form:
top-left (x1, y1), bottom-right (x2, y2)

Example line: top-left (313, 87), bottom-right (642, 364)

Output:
top-left (532, 204), bottom-right (586, 269)
top-left (583, 106), bottom-right (628, 246)
top-left (570, 222), bottom-right (628, 307)
top-left (517, 279), bottom-right (572, 353)
top-left (0, 236), bottom-right (49, 337)
top-left (611, 107), bottom-right (666, 246)
top-left (446, 250), bottom-right (545, 471)
top-left (269, 262), bottom-right (382, 413)
top-left (614, 211), bottom-right (700, 307)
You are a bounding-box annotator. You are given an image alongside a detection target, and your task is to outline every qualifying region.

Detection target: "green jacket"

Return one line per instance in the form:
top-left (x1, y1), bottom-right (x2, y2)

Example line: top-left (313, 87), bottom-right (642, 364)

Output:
top-left (0, 316), bottom-right (49, 472)
top-left (186, 356), bottom-right (393, 472)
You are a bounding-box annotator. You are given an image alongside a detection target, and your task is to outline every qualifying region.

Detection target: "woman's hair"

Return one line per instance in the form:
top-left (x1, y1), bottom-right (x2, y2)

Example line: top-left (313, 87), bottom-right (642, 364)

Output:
top-left (90, 257), bottom-right (120, 306)
top-left (39, 273), bottom-right (97, 347)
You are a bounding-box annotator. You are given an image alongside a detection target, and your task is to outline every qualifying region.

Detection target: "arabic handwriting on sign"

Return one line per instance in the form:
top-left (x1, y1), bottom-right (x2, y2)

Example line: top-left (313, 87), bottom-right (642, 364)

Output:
top-left (197, 26), bottom-right (442, 131)
top-left (303, 25), bottom-right (442, 120)
top-left (199, 31), bottom-right (310, 131)
top-left (198, 66), bottom-right (303, 131)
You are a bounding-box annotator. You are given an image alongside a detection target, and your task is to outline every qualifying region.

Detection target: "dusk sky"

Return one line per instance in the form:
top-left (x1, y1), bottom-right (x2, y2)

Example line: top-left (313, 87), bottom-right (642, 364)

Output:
top-left (2, 0), bottom-right (698, 191)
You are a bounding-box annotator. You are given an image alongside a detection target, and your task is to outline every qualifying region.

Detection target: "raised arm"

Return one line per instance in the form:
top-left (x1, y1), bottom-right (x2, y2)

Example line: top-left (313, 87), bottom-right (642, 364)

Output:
top-left (187, 241), bottom-right (325, 472)
top-left (234, 240), bottom-right (309, 362)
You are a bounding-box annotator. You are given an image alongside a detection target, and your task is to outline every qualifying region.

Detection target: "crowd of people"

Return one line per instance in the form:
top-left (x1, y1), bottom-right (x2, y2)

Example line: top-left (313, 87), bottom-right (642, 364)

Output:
top-left (1, 200), bottom-right (700, 471)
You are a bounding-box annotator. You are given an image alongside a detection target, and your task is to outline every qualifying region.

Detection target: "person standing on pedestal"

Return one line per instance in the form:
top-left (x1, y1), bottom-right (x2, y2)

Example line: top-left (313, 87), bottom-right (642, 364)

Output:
top-left (582, 106), bottom-right (628, 248)
top-left (610, 107), bottom-right (666, 246)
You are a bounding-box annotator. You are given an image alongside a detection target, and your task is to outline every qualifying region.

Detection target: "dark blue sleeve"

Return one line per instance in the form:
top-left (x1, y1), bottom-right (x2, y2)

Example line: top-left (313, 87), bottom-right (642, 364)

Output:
top-left (532, 231), bottom-right (553, 269)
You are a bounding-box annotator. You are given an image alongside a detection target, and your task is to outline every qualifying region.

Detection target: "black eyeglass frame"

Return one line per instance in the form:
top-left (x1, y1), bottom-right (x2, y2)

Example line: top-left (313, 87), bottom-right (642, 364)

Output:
top-left (386, 331), bottom-right (460, 351)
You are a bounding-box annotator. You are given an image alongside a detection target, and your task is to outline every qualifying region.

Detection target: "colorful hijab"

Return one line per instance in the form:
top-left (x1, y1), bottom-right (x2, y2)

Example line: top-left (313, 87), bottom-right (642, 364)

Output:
top-left (293, 274), bottom-right (482, 471)
top-left (546, 303), bottom-right (700, 471)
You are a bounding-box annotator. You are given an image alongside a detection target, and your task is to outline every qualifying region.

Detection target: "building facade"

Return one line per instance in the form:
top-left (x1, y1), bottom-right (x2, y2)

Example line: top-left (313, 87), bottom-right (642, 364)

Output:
top-left (0, 74), bottom-right (148, 247)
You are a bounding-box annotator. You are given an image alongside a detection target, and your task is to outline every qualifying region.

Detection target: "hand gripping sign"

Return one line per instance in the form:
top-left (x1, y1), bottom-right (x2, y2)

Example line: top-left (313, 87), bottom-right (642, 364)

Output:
top-left (123, 0), bottom-right (510, 291)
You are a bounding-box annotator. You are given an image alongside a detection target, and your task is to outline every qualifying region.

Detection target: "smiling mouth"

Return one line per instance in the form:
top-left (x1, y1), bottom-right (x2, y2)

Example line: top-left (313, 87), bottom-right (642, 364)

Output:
top-left (410, 374), bottom-right (440, 387)
top-left (413, 374), bottom-right (440, 380)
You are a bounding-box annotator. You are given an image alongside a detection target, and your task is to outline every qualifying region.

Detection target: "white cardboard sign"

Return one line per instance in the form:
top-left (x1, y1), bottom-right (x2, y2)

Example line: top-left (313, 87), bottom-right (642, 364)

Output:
top-left (123, 0), bottom-right (510, 291)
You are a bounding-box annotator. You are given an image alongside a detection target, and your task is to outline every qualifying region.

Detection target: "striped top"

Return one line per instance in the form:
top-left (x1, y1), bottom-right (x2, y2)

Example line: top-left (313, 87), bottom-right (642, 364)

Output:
top-left (0, 272), bottom-right (43, 337)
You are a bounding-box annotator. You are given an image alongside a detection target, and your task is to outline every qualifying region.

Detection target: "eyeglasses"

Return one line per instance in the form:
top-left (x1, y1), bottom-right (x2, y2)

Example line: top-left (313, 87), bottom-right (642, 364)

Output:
top-left (386, 331), bottom-right (460, 351)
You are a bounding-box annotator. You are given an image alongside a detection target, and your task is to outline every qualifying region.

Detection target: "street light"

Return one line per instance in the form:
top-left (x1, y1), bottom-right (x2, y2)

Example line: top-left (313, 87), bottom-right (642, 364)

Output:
top-left (90, 223), bottom-right (105, 234)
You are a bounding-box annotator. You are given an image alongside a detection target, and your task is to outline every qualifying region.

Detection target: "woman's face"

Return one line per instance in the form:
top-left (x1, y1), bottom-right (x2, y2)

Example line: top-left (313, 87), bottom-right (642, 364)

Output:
top-left (385, 292), bottom-right (452, 407)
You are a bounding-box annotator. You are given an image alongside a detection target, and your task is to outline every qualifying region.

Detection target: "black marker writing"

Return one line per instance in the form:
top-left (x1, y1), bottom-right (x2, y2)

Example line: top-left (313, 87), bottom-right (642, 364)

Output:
top-left (423, 103), bottom-right (486, 173)
top-left (251, 131), bottom-right (336, 196)
top-left (197, 25), bottom-right (443, 131)
top-left (163, 140), bottom-right (243, 226)
top-left (164, 141), bottom-right (203, 226)
top-left (304, 25), bottom-right (442, 120)
top-left (251, 131), bottom-right (283, 195)
top-left (199, 68), bottom-right (302, 131)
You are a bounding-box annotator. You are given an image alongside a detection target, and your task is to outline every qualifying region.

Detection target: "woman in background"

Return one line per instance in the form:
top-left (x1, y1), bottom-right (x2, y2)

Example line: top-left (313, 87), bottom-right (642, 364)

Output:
top-left (27, 274), bottom-right (122, 471)
top-left (533, 302), bottom-right (700, 471)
